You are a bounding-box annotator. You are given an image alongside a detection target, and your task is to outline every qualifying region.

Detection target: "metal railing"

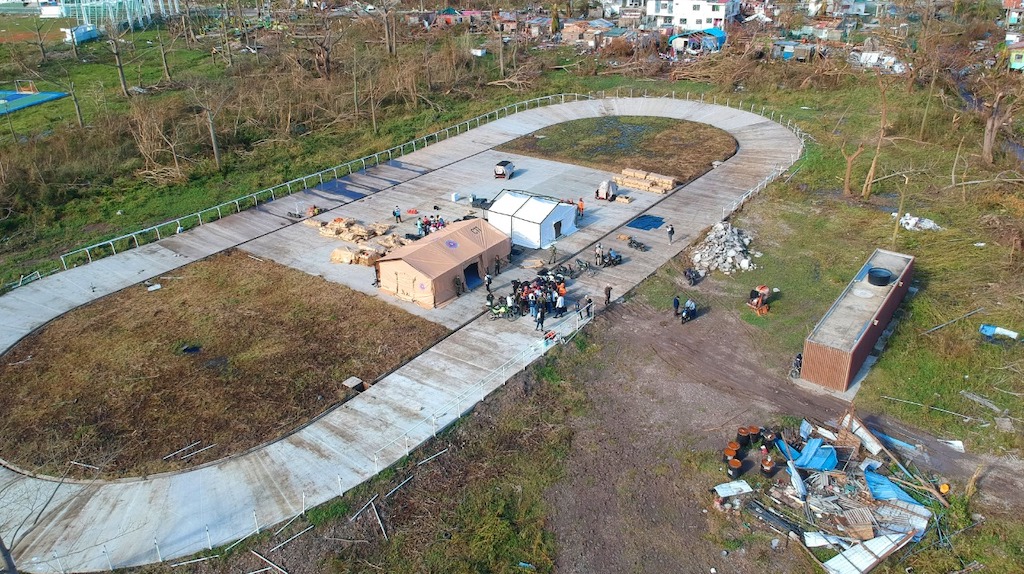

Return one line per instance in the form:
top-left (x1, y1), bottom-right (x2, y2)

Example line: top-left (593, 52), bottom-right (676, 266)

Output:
top-left (42, 90), bottom-right (805, 281)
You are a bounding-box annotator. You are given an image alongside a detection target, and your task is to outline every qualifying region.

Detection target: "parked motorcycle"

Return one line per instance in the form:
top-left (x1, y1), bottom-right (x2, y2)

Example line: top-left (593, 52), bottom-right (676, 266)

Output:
top-left (627, 236), bottom-right (648, 252)
top-left (680, 300), bottom-right (698, 323)
top-left (601, 252), bottom-right (623, 267)
top-left (488, 303), bottom-right (517, 321)
top-left (789, 353), bottom-right (803, 379)
top-left (684, 268), bottom-right (701, 286)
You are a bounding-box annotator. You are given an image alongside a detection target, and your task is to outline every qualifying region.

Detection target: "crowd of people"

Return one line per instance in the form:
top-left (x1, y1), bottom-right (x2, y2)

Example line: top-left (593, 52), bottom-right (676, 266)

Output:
top-left (416, 214), bottom-right (448, 236)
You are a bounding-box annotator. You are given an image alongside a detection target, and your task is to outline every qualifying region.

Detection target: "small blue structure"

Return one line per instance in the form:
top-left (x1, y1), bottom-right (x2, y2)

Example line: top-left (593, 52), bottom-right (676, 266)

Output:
top-left (669, 27), bottom-right (727, 54)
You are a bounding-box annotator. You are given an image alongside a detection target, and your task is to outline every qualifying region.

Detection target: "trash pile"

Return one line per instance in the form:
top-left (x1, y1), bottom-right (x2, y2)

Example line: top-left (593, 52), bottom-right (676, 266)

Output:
top-left (711, 407), bottom-right (961, 574)
top-left (893, 212), bottom-right (942, 232)
top-left (690, 222), bottom-right (760, 275)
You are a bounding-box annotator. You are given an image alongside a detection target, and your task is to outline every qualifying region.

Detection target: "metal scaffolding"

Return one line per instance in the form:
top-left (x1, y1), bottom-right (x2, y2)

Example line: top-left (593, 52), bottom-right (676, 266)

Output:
top-left (67, 0), bottom-right (182, 29)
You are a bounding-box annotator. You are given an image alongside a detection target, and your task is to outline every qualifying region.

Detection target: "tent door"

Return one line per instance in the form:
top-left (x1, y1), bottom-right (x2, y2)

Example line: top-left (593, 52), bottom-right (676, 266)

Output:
top-left (464, 262), bottom-right (483, 290)
top-left (553, 221), bottom-right (563, 238)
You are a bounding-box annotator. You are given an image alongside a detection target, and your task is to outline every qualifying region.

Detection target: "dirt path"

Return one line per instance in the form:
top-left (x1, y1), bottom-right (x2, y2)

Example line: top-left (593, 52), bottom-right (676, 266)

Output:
top-left (547, 281), bottom-right (1024, 573)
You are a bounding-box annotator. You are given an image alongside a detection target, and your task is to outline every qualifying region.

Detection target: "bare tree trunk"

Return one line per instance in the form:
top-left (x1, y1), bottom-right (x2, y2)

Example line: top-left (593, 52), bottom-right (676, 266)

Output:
top-left (982, 92), bottom-right (1009, 165)
top-left (206, 107), bottom-right (222, 170)
top-left (498, 31), bottom-right (505, 78)
top-left (69, 28), bottom-right (79, 60)
top-left (157, 29), bottom-right (173, 83)
top-left (841, 142), bottom-right (865, 197)
top-left (352, 52), bottom-right (359, 126)
top-left (33, 24), bottom-right (47, 62)
top-left (891, 179), bottom-right (907, 248)
top-left (369, 76), bottom-right (377, 134)
top-left (220, 15), bottom-right (233, 67)
top-left (110, 36), bottom-right (131, 98)
top-left (861, 76), bottom-right (888, 198)
top-left (918, 71), bottom-right (936, 141)
top-left (69, 80), bottom-right (84, 128)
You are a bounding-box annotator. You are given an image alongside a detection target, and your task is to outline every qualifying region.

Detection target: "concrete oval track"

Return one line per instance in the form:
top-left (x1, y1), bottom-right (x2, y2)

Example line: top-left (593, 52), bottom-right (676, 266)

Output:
top-left (0, 97), bottom-right (802, 573)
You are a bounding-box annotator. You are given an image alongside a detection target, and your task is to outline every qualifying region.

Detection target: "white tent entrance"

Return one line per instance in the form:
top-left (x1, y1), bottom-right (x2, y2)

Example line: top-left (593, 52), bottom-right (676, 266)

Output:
top-left (486, 190), bottom-right (578, 249)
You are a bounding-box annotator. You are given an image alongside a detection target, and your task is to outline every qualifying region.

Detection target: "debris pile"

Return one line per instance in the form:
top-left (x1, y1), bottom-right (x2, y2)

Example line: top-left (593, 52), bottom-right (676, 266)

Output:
top-left (612, 168), bottom-right (679, 194)
top-left (330, 247), bottom-right (382, 266)
top-left (375, 234), bottom-right (413, 251)
top-left (690, 222), bottom-right (759, 274)
top-left (711, 408), bottom-right (959, 574)
top-left (893, 212), bottom-right (942, 232)
top-left (306, 218), bottom-right (392, 243)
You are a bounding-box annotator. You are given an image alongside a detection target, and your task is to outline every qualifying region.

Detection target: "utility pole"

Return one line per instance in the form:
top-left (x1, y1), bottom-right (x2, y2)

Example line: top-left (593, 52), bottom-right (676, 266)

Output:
top-left (0, 534), bottom-right (19, 574)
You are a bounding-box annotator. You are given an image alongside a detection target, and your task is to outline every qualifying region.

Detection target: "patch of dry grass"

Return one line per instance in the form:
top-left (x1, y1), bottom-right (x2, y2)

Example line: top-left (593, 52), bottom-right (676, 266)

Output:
top-left (0, 250), bottom-right (448, 478)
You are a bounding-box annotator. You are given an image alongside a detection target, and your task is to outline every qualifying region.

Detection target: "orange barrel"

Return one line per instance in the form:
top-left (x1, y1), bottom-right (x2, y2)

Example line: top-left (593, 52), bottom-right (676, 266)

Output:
top-left (727, 441), bottom-right (741, 452)
top-left (760, 457), bottom-right (776, 477)
top-left (736, 427), bottom-right (750, 447)
top-left (748, 425), bottom-right (762, 447)
top-left (727, 458), bottom-right (743, 479)
top-left (723, 448), bottom-right (737, 462)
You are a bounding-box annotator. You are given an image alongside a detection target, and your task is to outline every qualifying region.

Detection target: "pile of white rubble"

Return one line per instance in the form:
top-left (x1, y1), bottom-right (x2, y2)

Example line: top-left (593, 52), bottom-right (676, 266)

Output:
top-left (689, 222), bottom-right (761, 275)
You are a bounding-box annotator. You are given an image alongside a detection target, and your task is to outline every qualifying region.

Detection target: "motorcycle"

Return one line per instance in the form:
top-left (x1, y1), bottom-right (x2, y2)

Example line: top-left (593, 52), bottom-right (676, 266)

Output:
top-left (680, 301), bottom-right (698, 323)
top-left (789, 353), bottom-right (803, 379)
top-left (627, 236), bottom-right (648, 251)
top-left (536, 268), bottom-right (566, 284)
top-left (601, 252), bottom-right (623, 267)
top-left (684, 268), bottom-right (701, 286)
top-left (488, 303), bottom-right (517, 321)
top-left (575, 258), bottom-right (597, 277)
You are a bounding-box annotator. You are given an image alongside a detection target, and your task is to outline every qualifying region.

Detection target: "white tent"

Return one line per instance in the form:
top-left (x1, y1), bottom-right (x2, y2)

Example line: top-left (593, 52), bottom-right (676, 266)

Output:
top-left (487, 190), bottom-right (578, 249)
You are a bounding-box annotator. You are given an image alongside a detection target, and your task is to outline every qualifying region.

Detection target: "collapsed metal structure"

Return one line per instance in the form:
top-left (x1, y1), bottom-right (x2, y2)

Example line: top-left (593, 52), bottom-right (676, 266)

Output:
top-left (67, 0), bottom-right (182, 29)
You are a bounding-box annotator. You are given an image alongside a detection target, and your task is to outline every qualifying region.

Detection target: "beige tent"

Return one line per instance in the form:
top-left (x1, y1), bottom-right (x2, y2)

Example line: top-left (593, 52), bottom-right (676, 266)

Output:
top-left (376, 219), bottom-right (511, 308)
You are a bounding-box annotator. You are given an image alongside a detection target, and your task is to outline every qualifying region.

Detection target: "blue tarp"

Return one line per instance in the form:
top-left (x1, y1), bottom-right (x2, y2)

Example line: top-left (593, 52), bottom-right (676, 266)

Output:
top-left (775, 439), bottom-right (801, 461)
top-left (864, 470), bottom-right (922, 506)
top-left (626, 215), bottom-right (664, 230)
top-left (793, 438), bottom-right (839, 471)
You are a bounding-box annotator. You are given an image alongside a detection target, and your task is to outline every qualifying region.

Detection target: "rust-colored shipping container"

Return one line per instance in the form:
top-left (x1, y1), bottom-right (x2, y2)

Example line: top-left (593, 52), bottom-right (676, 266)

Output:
top-left (802, 249), bottom-right (915, 392)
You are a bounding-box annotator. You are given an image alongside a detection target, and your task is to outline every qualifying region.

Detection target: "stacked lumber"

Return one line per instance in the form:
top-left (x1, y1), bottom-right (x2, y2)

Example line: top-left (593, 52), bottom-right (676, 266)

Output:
top-left (612, 168), bottom-right (679, 194)
top-left (614, 195), bottom-right (633, 204)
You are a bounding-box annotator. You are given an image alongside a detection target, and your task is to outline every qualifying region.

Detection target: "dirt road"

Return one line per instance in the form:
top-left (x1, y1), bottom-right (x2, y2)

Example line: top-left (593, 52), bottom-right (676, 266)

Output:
top-left (546, 282), bottom-right (1024, 574)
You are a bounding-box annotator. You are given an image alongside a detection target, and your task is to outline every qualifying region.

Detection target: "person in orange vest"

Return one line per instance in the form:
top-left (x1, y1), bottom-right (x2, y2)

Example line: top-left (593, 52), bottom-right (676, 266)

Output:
top-left (577, 197), bottom-right (584, 219)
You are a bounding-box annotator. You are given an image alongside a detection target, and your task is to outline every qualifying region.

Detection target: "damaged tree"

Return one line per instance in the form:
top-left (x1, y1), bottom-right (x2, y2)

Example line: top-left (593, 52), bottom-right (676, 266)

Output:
top-left (861, 74), bottom-right (892, 199)
top-left (841, 141), bottom-right (865, 197)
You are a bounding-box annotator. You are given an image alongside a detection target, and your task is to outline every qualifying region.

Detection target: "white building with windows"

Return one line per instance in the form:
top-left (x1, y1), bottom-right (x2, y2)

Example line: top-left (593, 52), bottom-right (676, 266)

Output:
top-left (645, 0), bottom-right (740, 31)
